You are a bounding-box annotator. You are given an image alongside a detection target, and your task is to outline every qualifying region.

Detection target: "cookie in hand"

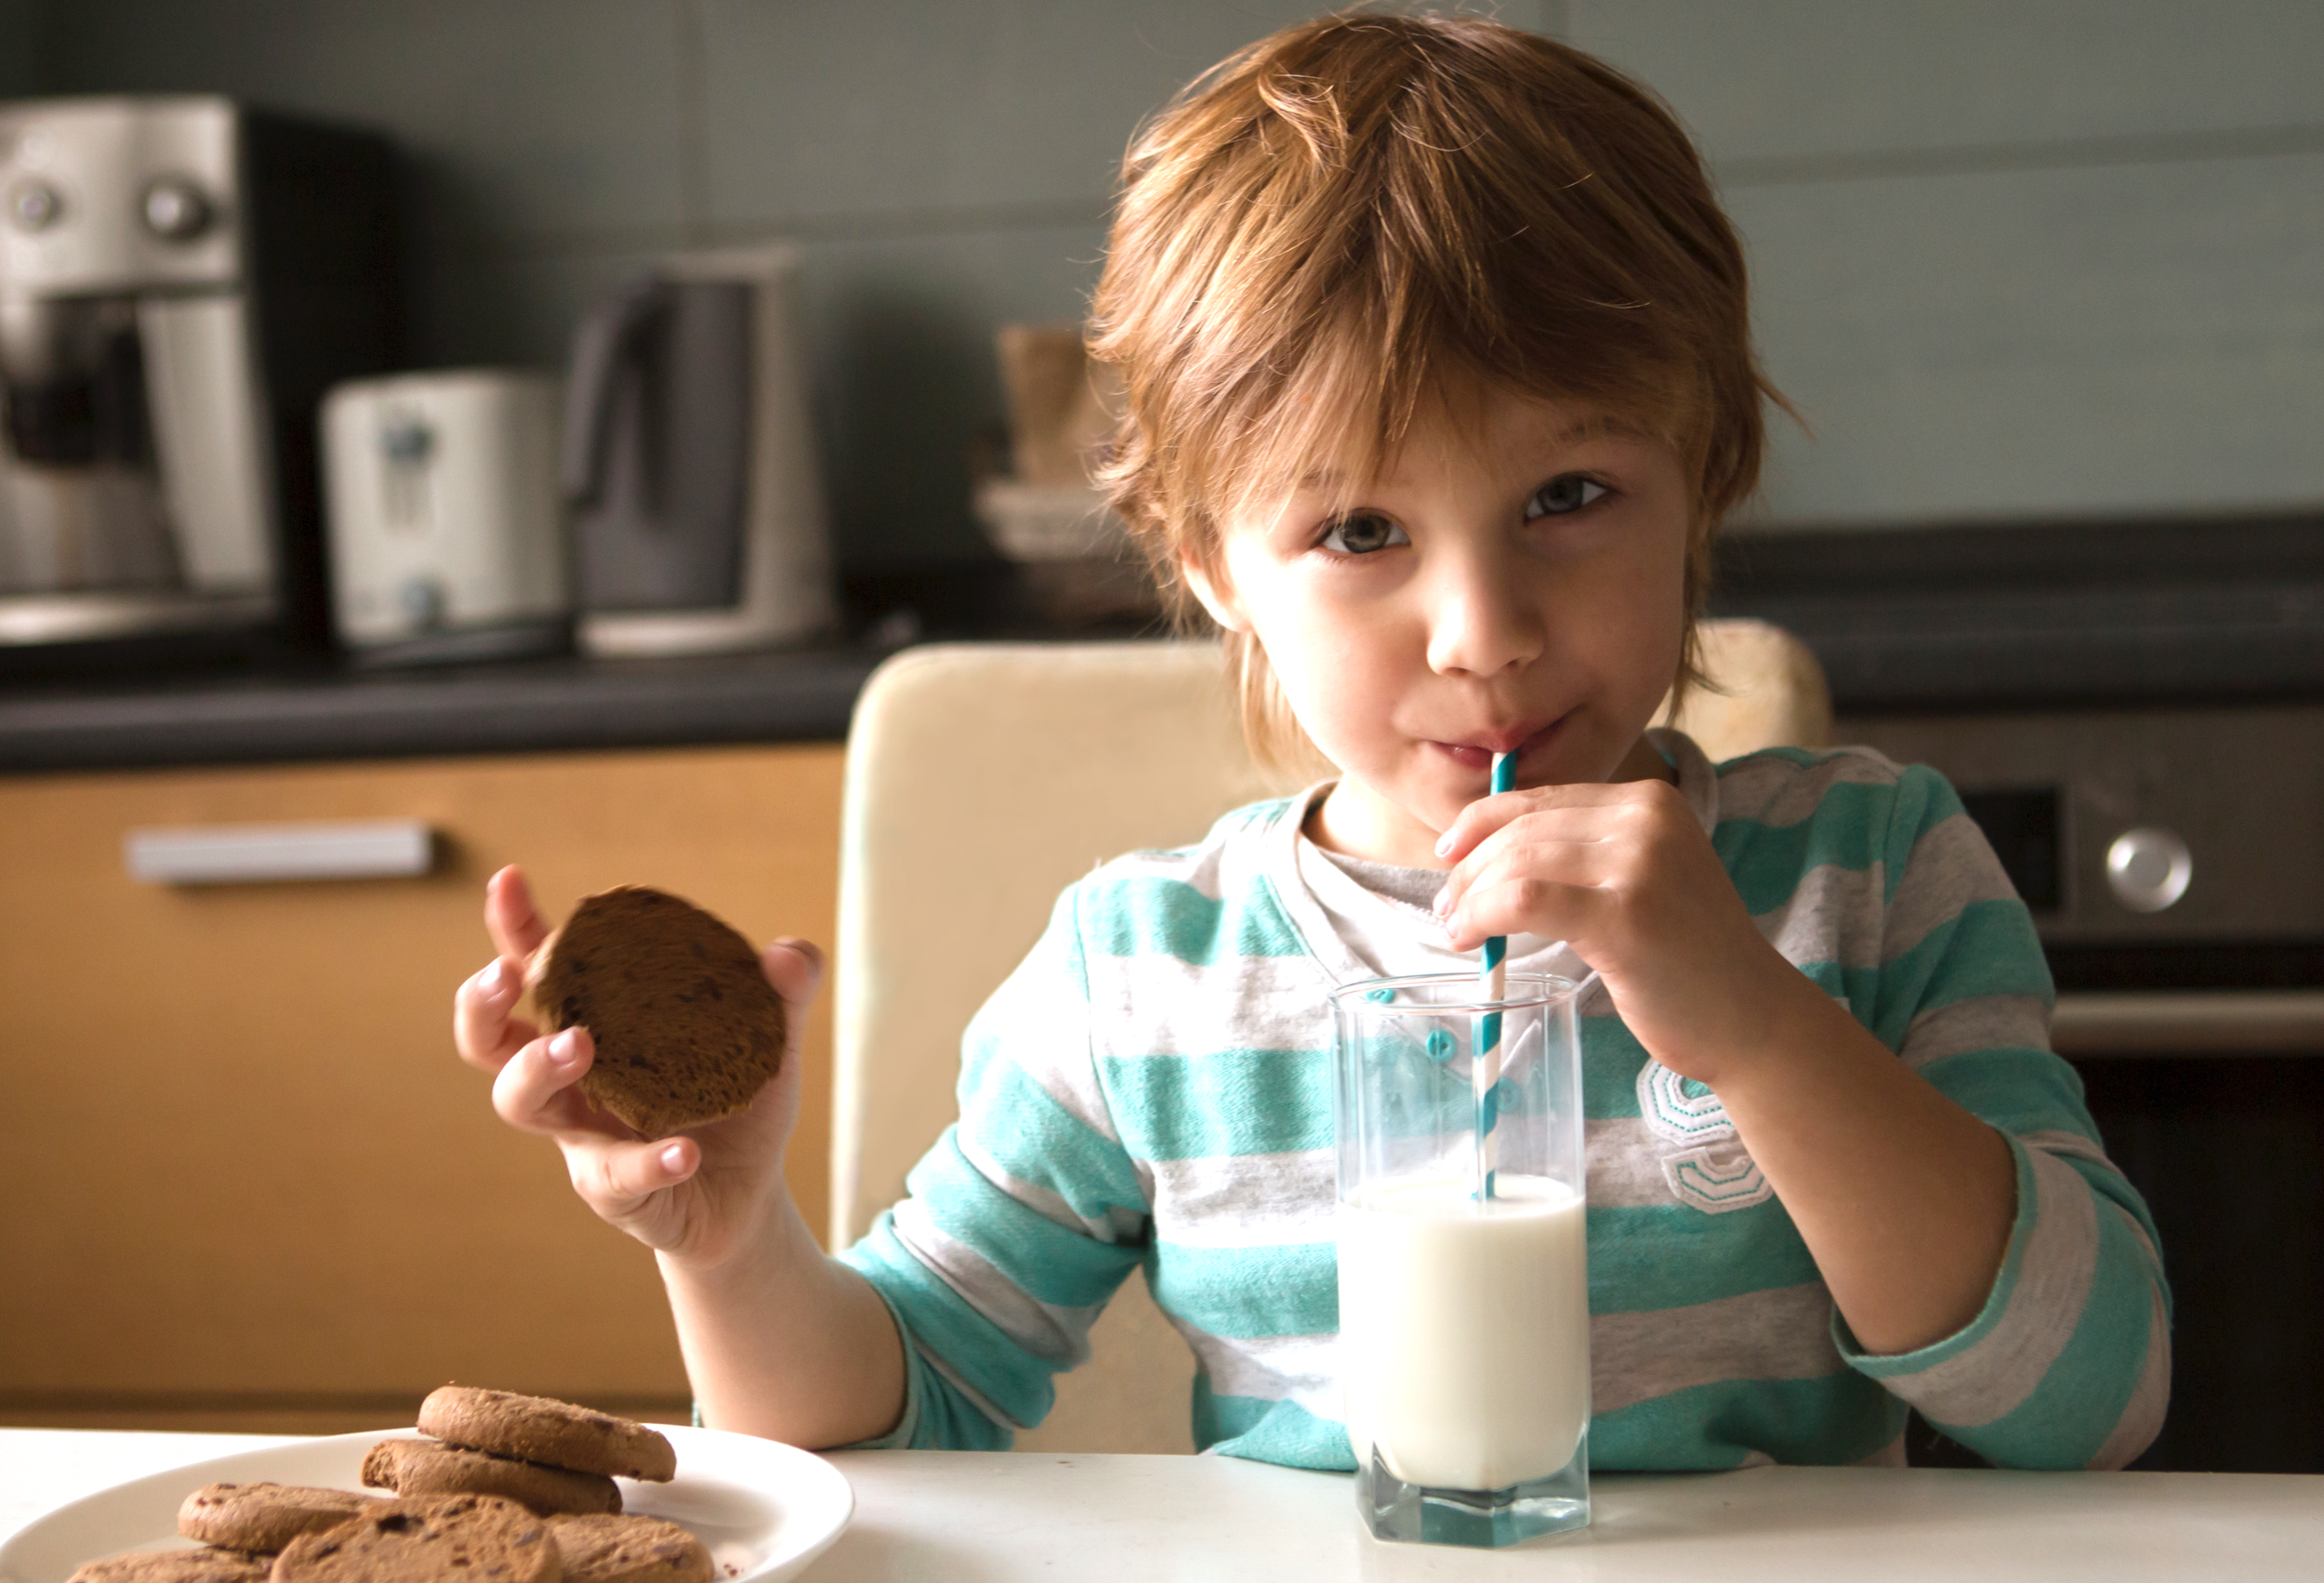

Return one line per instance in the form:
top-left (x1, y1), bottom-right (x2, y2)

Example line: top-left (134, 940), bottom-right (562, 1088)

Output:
top-left (526, 887), bottom-right (786, 1139)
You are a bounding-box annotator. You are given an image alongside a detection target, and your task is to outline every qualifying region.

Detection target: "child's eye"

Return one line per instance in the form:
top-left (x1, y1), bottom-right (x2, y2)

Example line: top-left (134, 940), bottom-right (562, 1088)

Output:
top-left (1525, 474), bottom-right (1609, 519)
top-left (1318, 511), bottom-right (1410, 555)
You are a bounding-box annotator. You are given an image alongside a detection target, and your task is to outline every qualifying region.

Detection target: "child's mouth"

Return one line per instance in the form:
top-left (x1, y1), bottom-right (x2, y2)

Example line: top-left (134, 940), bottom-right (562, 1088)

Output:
top-left (1433, 718), bottom-right (1564, 776)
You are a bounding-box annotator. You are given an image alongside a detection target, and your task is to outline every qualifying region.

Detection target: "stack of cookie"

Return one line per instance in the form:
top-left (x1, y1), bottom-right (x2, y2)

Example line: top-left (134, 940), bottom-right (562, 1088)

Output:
top-left (361, 1388), bottom-right (678, 1519)
top-left (356, 1390), bottom-right (710, 1583)
top-left (64, 1389), bottom-right (710, 1583)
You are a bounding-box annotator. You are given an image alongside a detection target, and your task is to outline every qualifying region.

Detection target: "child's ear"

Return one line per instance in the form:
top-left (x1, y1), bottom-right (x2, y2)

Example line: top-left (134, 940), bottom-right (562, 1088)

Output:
top-left (1178, 550), bottom-right (1249, 633)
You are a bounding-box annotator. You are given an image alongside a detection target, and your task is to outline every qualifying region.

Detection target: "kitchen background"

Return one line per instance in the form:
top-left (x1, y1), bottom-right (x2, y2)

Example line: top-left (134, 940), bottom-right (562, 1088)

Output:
top-left (0, 0), bottom-right (2317, 1474)
top-left (2, 0), bottom-right (2318, 574)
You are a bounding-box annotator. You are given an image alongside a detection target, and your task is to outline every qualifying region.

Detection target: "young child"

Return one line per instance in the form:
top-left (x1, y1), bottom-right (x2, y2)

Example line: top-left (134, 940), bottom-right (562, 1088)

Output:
top-left (455, 13), bottom-right (2166, 1471)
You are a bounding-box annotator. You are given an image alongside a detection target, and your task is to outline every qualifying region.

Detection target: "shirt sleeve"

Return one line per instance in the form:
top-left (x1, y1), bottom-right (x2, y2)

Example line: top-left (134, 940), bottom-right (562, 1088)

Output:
top-left (1833, 764), bottom-right (2171, 1470)
top-left (834, 881), bottom-right (1151, 1447)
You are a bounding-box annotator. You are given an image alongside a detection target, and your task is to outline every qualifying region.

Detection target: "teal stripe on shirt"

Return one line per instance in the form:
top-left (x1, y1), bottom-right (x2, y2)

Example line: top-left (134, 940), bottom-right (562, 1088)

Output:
top-left (1589, 1202), bottom-right (1822, 1313)
top-left (1147, 1240), bottom-right (1339, 1339)
top-left (1079, 875), bottom-right (1309, 963)
top-left (1714, 780), bottom-right (1899, 915)
top-left (1593, 1372), bottom-right (1904, 1470)
top-left (1099, 1048), bottom-right (1332, 1160)
top-left (1866, 898), bottom-right (2053, 1047)
top-left (956, 1044), bottom-right (1150, 1207)
top-left (1195, 1380), bottom-right (1353, 1469)
top-left (904, 1129), bottom-right (1141, 1311)
top-left (1940, 1198), bottom-right (2159, 1469)
top-left (843, 1211), bottom-right (1071, 1432)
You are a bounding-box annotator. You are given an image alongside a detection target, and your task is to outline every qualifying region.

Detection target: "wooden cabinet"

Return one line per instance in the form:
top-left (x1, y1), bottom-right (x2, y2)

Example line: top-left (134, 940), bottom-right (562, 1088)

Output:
top-left (0, 743), bottom-right (843, 1432)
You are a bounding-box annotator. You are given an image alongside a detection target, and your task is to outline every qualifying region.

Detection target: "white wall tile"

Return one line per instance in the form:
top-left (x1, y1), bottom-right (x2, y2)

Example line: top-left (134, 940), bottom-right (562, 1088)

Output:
top-left (39, 0), bottom-right (693, 240)
top-left (1740, 152), bottom-right (2324, 523)
top-left (695, 0), bottom-right (1332, 228)
top-left (1569, 0), bottom-right (2324, 165)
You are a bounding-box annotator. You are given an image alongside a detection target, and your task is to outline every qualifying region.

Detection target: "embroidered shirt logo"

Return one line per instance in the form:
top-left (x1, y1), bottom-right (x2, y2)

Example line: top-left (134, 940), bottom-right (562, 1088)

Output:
top-left (1635, 1060), bottom-right (1774, 1214)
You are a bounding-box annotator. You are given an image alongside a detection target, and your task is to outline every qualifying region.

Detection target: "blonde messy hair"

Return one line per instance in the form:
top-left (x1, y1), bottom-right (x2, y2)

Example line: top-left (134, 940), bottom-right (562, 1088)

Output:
top-left (1088, 10), bottom-right (1782, 768)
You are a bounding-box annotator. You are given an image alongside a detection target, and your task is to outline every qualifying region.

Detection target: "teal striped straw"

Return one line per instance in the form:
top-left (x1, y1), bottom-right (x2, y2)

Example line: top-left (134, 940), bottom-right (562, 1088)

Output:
top-left (1474, 750), bottom-right (1515, 1201)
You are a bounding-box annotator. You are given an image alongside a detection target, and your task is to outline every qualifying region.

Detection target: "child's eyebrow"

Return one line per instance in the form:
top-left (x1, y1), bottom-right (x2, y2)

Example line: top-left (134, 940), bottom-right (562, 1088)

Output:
top-left (1287, 416), bottom-right (1655, 494)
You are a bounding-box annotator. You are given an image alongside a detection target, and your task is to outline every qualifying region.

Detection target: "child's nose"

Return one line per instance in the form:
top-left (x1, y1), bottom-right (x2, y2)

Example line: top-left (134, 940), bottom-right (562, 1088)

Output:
top-left (1422, 547), bottom-right (1543, 678)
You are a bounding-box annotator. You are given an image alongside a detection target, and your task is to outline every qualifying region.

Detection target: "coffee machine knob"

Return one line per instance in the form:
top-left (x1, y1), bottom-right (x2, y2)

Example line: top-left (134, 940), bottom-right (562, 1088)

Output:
top-left (140, 176), bottom-right (212, 241)
top-left (2105, 826), bottom-right (2193, 914)
top-left (7, 178), bottom-right (62, 231)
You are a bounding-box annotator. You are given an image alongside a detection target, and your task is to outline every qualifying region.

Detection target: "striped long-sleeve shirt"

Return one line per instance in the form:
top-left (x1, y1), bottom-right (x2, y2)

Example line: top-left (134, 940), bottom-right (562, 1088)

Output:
top-left (838, 730), bottom-right (2170, 1470)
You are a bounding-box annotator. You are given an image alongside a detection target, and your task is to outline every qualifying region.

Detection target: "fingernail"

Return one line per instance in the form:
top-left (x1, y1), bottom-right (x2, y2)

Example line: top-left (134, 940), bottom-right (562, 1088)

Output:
top-left (1435, 831), bottom-right (1458, 859)
top-left (477, 960), bottom-right (508, 998)
top-left (660, 1143), bottom-right (688, 1176)
top-left (1431, 885), bottom-right (1450, 916)
top-left (548, 1029), bottom-right (580, 1065)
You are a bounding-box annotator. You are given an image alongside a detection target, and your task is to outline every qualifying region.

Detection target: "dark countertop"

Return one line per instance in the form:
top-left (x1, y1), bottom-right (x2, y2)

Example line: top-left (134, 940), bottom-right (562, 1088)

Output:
top-left (0, 643), bottom-right (892, 774)
top-left (1709, 511), bottom-right (2324, 712)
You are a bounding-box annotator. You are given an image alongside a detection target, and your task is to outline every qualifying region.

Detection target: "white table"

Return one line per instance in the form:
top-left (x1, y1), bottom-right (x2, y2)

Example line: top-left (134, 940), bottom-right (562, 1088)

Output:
top-left (4, 1430), bottom-right (2320, 1580)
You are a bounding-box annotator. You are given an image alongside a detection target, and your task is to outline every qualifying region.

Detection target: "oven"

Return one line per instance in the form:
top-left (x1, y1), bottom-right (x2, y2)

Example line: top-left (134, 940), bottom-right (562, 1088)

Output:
top-left (1717, 514), bottom-right (2324, 1474)
top-left (1842, 705), bottom-right (2324, 1473)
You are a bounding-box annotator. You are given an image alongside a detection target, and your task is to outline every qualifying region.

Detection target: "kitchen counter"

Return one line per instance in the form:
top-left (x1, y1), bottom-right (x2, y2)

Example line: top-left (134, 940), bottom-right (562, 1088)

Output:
top-left (0, 644), bottom-right (891, 773)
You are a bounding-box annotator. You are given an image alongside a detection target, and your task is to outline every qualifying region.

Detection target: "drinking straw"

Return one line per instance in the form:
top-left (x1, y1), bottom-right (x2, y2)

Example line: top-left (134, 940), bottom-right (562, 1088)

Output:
top-left (1474, 750), bottom-right (1515, 1201)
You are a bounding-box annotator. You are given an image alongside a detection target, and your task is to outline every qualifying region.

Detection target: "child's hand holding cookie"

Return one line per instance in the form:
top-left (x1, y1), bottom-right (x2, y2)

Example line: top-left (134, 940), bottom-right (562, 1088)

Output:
top-left (452, 865), bottom-right (824, 1269)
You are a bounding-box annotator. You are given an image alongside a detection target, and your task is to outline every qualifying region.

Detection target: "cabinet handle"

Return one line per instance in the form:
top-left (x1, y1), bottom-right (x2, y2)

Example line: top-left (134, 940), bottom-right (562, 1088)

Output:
top-left (125, 819), bottom-right (436, 885)
top-left (2053, 990), bottom-right (2324, 1056)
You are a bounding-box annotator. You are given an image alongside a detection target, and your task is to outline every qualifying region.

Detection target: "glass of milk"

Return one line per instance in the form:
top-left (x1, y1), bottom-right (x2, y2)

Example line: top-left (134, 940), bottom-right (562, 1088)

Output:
top-left (1329, 971), bottom-right (1590, 1548)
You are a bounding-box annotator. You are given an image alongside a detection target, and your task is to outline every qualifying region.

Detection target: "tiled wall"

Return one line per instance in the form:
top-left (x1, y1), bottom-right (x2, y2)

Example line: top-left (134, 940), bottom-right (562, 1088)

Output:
top-left (12, 2), bottom-right (2321, 571)
top-left (1570, 0), bottom-right (2324, 529)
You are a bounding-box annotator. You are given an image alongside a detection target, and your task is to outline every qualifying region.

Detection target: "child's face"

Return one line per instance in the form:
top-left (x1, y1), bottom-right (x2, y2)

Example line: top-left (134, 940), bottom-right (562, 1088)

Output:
top-left (1187, 384), bottom-right (1691, 864)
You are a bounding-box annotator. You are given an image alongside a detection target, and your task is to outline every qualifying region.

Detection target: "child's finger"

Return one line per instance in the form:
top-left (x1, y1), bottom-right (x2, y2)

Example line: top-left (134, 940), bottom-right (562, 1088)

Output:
top-left (484, 864), bottom-right (551, 968)
top-left (760, 937), bottom-right (826, 1021)
top-left (454, 957), bottom-right (538, 1072)
top-left (1437, 816), bottom-right (1623, 938)
top-left (1443, 870), bottom-right (1607, 952)
top-left (1433, 781), bottom-right (1632, 865)
top-left (1433, 806), bottom-right (1608, 920)
top-left (569, 1135), bottom-right (700, 1219)
top-left (493, 1025), bottom-right (623, 1139)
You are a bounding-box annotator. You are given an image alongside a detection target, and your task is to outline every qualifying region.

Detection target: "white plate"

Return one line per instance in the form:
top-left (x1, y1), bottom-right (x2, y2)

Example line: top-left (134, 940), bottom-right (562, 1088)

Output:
top-left (0, 1428), bottom-right (852, 1583)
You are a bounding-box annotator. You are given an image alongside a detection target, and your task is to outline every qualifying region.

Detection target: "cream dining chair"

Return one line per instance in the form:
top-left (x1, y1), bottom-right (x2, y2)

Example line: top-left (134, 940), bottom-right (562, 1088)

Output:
top-left (830, 620), bottom-right (1831, 1454)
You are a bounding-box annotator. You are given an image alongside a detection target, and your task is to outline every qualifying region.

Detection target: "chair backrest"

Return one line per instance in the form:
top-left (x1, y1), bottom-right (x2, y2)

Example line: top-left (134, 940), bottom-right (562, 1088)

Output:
top-left (831, 620), bottom-right (1829, 1453)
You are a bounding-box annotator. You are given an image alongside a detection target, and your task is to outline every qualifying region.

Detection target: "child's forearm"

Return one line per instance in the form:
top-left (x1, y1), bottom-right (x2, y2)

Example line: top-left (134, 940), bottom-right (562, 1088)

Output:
top-left (1710, 979), bottom-right (2017, 1358)
top-left (657, 1197), bottom-right (907, 1448)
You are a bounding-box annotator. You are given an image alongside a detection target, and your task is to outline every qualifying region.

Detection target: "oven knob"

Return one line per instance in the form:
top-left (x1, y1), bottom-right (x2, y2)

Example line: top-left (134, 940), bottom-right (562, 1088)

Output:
top-left (7, 178), bottom-right (61, 231)
top-left (2106, 826), bottom-right (2192, 913)
top-left (140, 177), bottom-right (212, 241)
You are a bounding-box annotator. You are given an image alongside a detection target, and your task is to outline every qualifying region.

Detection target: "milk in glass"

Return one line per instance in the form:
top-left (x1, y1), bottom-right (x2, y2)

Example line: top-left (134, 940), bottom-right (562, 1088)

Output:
top-left (1338, 1174), bottom-right (1590, 1490)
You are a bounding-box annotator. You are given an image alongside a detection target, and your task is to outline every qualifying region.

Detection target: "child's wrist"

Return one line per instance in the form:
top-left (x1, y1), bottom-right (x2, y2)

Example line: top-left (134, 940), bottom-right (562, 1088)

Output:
top-left (656, 1172), bottom-right (799, 1279)
top-left (1697, 970), bottom-right (1863, 1101)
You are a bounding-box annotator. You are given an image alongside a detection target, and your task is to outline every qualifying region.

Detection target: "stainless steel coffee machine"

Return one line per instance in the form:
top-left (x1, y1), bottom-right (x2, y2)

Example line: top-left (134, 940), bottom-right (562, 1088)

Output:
top-left (0, 97), bottom-right (395, 657)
